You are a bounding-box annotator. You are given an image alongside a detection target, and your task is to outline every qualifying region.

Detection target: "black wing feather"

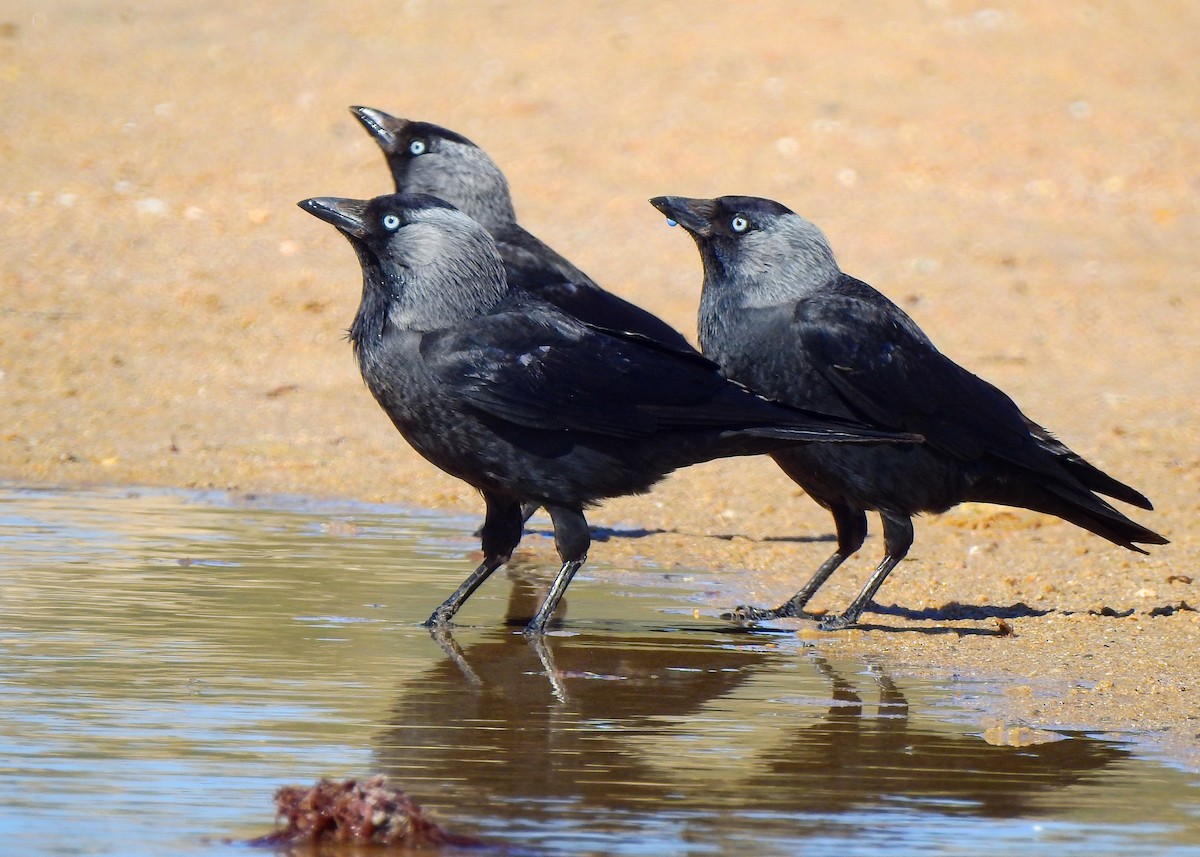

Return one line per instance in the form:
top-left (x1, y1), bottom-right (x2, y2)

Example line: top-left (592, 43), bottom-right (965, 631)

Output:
top-left (793, 276), bottom-right (1087, 487)
top-left (420, 307), bottom-right (765, 439)
top-left (419, 301), bottom-right (901, 443)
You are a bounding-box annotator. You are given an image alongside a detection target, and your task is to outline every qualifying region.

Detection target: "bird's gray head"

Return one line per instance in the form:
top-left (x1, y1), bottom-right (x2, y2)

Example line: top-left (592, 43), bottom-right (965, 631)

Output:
top-left (350, 107), bottom-right (517, 233)
top-left (298, 192), bottom-right (509, 334)
top-left (650, 195), bottom-right (842, 307)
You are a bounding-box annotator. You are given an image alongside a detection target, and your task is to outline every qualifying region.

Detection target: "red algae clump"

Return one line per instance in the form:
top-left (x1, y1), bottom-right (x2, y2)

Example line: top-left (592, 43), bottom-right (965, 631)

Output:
top-left (248, 775), bottom-right (483, 849)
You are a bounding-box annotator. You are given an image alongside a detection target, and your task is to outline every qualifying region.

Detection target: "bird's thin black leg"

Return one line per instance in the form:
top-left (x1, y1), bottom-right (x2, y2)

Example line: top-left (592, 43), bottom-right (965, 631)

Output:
top-left (819, 513), bottom-right (914, 630)
top-left (473, 501), bottom-right (540, 538)
top-left (424, 556), bottom-right (506, 628)
top-left (524, 505), bottom-right (590, 636)
top-left (724, 553), bottom-right (847, 623)
top-left (425, 494), bottom-right (524, 628)
top-left (525, 559), bottom-right (584, 636)
top-left (725, 505), bottom-right (867, 622)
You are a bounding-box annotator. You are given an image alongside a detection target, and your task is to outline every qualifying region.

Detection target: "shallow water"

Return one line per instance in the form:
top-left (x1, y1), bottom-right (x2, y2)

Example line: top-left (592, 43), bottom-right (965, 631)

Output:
top-left (0, 485), bottom-right (1197, 856)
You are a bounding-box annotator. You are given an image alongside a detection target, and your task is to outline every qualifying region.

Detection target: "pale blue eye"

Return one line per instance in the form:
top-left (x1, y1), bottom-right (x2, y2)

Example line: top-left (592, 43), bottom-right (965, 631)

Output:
top-left (382, 213), bottom-right (401, 230)
top-left (731, 215), bottom-right (749, 233)
top-left (409, 139), bottom-right (427, 155)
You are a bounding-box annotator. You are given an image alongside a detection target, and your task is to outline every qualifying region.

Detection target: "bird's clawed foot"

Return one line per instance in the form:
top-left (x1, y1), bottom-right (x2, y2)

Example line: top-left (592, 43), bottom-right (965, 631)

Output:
top-left (815, 611), bottom-right (860, 631)
top-left (722, 601), bottom-right (802, 624)
top-left (521, 620), bottom-right (548, 638)
top-left (723, 600), bottom-right (864, 631)
top-left (422, 607), bottom-right (455, 630)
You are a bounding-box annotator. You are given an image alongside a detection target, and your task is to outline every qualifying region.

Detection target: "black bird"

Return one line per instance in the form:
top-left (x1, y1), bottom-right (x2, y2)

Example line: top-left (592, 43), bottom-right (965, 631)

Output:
top-left (651, 194), bottom-right (1167, 630)
top-left (299, 192), bottom-right (918, 635)
top-left (351, 106), bottom-right (695, 352)
top-left (351, 107), bottom-right (698, 531)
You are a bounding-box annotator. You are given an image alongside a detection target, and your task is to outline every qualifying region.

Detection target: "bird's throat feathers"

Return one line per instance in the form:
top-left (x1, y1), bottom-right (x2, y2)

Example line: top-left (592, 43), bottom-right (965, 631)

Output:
top-left (349, 230), bottom-right (508, 356)
top-left (348, 265), bottom-right (398, 358)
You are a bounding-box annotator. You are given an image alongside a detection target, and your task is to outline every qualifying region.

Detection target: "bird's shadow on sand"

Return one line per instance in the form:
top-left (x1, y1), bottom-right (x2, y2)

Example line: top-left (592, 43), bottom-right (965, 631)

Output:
top-left (523, 525), bottom-right (670, 543)
top-left (526, 525), bottom-right (838, 546)
top-left (710, 532), bottom-right (838, 545)
top-left (870, 601), bottom-right (1051, 621)
top-left (844, 601), bottom-right (1052, 636)
top-left (733, 601), bottom-right (1053, 637)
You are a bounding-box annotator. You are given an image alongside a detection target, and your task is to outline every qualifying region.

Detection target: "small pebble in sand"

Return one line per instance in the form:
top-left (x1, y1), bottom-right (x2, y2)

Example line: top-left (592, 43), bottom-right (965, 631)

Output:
top-left (135, 198), bottom-right (167, 216)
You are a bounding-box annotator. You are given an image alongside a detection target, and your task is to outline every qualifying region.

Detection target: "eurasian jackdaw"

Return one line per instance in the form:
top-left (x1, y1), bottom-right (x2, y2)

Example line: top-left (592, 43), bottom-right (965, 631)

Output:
top-left (299, 192), bottom-right (918, 635)
top-left (651, 194), bottom-right (1167, 630)
top-left (351, 106), bottom-right (694, 351)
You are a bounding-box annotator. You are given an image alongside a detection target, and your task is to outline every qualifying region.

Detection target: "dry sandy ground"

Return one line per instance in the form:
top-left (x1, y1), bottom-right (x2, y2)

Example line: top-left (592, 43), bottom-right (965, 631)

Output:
top-left (2, 3), bottom-right (1198, 760)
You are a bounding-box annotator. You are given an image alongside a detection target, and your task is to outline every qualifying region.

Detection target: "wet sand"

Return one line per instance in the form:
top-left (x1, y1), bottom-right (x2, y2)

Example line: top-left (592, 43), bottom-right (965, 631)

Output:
top-left (3, 3), bottom-right (1198, 759)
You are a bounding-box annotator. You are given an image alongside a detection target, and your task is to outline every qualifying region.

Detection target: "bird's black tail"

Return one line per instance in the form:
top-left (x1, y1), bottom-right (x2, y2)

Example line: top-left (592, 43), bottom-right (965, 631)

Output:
top-left (982, 481), bottom-right (1167, 554)
top-left (1056, 455), bottom-right (1154, 510)
top-left (1028, 421), bottom-right (1154, 510)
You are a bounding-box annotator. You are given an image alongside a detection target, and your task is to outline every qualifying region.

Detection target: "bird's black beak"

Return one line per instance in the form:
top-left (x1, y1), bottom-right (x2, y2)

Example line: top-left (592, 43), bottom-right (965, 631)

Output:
top-left (350, 105), bottom-right (407, 153)
top-left (650, 196), bottom-right (717, 238)
top-left (297, 196), bottom-right (370, 239)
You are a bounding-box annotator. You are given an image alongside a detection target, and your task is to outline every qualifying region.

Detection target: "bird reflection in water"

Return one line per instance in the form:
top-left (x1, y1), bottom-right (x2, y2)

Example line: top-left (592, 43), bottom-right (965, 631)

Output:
top-left (377, 573), bottom-right (1128, 838)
